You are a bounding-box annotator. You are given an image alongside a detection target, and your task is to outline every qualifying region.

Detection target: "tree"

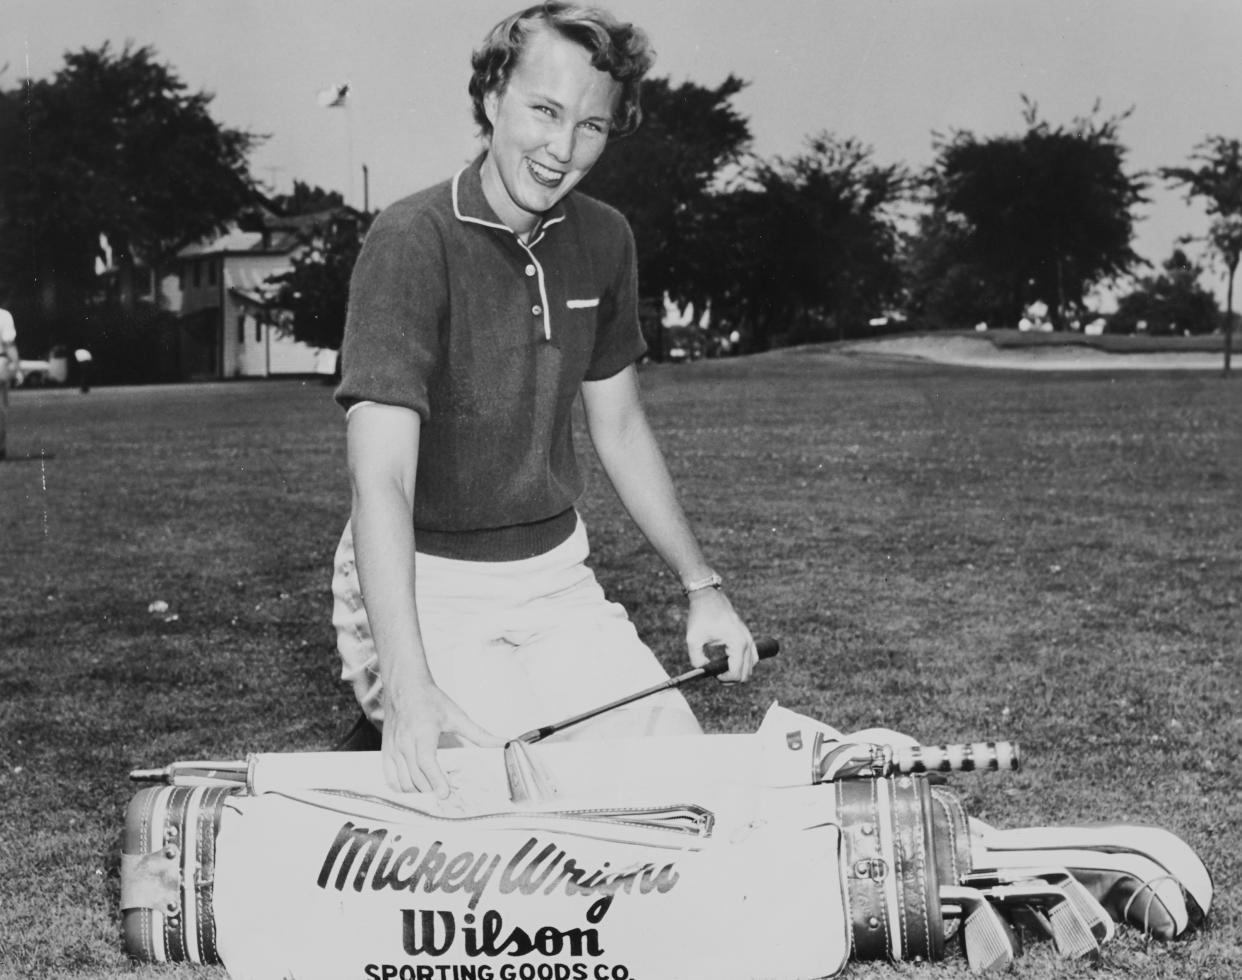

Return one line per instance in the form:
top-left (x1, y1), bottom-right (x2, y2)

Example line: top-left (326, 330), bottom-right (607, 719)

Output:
top-left (1110, 250), bottom-right (1220, 335)
top-left (265, 206), bottom-right (371, 352)
top-left (920, 98), bottom-right (1147, 329)
top-left (705, 135), bottom-right (910, 349)
top-left (270, 181), bottom-right (346, 216)
top-left (1163, 136), bottom-right (1242, 373)
top-left (578, 75), bottom-right (751, 356)
top-left (0, 44), bottom-right (257, 349)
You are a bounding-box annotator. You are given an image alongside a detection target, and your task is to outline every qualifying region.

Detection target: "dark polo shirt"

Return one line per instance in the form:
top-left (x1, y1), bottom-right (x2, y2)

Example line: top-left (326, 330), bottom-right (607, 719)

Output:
top-left (335, 157), bottom-right (647, 561)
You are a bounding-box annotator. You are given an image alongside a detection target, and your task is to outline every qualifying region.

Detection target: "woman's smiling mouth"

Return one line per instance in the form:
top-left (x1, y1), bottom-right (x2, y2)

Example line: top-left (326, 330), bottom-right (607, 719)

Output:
top-left (526, 158), bottom-right (565, 187)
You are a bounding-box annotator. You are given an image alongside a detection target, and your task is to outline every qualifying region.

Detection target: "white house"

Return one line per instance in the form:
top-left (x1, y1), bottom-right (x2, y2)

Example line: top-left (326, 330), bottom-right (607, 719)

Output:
top-left (174, 208), bottom-right (342, 379)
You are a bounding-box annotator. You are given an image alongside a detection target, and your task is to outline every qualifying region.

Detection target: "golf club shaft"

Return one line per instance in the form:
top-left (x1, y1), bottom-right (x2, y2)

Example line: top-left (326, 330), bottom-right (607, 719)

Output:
top-left (129, 761), bottom-right (248, 784)
top-left (516, 637), bottom-right (779, 744)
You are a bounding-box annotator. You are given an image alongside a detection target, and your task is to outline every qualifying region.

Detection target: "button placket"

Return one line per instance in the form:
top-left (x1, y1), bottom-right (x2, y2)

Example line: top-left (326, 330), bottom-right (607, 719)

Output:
top-left (516, 240), bottom-right (552, 341)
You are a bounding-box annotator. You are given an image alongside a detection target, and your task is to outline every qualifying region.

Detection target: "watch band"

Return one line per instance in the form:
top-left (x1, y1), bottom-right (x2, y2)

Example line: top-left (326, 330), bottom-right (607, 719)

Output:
top-left (681, 571), bottom-right (723, 595)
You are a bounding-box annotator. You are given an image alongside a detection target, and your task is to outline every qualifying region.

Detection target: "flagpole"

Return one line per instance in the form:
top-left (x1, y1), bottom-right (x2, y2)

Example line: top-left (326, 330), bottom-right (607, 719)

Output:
top-left (346, 98), bottom-right (354, 208)
top-left (317, 82), bottom-right (353, 206)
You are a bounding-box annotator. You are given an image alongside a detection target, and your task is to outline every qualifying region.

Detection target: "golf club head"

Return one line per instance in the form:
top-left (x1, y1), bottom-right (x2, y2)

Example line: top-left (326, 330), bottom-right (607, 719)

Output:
top-left (970, 821), bottom-right (1212, 924)
top-left (503, 739), bottom-right (559, 805)
top-left (971, 845), bottom-right (1190, 940)
top-left (941, 886), bottom-right (1018, 974)
top-left (964, 868), bottom-right (1114, 943)
top-left (978, 882), bottom-right (1099, 959)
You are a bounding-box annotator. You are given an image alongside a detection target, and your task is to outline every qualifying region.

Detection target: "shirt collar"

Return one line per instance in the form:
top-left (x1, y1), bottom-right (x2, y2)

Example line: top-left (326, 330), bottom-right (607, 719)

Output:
top-left (452, 152), bottom-right (567, 246)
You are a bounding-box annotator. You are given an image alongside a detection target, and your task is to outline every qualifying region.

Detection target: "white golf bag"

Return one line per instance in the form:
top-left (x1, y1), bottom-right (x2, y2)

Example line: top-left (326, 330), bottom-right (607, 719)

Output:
top-left (120, 704), bottom-right (1210, 979)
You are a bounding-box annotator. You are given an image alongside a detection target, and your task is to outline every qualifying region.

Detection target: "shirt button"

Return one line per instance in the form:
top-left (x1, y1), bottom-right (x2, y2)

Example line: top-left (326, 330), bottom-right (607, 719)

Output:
top-left (524, 264), bottom-right (536, 277)
top-left (532, 304), bottom-right (543, 316)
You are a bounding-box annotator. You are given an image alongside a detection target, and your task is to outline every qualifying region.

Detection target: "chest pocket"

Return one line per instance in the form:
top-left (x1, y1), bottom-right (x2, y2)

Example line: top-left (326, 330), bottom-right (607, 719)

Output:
top-left (554, 296), bottom-right (600, 380)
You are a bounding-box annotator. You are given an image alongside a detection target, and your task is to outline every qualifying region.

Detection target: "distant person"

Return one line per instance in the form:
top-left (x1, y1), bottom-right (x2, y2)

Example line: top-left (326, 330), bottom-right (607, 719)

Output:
top-left (0, 309), bottom-right (16, 461)
top-left (331, 1), bottom-right (758, 795)
top-left (74, 348), bottom-right (92, 393)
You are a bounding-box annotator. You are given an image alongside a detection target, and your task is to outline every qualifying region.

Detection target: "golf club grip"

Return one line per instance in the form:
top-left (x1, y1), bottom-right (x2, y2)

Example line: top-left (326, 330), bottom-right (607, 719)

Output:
top-left (894, 741), bottom-right (1021, 774)
top-left (700, 637), bottom-right (779, 677)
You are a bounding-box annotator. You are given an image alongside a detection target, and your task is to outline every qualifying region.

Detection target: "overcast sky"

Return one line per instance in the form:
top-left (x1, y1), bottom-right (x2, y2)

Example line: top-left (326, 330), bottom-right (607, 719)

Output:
top-left (8, 0), bottom-right (1241, 301)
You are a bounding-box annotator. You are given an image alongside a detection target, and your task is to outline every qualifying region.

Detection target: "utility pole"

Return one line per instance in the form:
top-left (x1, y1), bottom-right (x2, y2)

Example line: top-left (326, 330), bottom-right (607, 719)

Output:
top-left (362, 164), bottom-right (370, 214)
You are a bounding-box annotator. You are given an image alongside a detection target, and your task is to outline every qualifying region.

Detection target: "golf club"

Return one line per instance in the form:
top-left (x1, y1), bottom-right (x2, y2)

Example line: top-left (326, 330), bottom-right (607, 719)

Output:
top-left (504, 637), bottom-right (778, 804)
top-left (940, 885), bottom-right (1018, 973)
top-left (511, 636), bottom-right (780, 745)
top-left (969, 844), bottom-right (1191, 939)
top-left (975, 881), bottom-right (1100, 959)
top-left (970, 821), bottom-right (1212, 923)
top-left (963, 867), bottom-right (1114, 942)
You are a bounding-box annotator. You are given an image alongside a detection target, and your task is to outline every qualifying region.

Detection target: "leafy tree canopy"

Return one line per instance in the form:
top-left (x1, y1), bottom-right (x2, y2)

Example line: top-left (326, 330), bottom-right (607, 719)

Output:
top-left (0, 43), bottom-right (257, 337)
top-left (265, 209), bottom-right (371, 352)
top-left (270, 181), bottom-right (346, 217)
top-left (578, 74), bottom-right (751, 349)
top-left (704, 134), bottom-right (911, 348)
top-left (1162, 136), bottom-right (1242, 280)
top-left (1111, 249), bottom-right (1220, 335)
top-left (1163, 136), bottom-right (1242, 368)
top-left (923, 97), bottom-right (1148, 328)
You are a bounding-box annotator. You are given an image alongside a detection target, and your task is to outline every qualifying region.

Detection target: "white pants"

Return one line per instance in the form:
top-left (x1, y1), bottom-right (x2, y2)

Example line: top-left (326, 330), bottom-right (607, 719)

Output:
top-left (331, 517), bottom-right (699, 743)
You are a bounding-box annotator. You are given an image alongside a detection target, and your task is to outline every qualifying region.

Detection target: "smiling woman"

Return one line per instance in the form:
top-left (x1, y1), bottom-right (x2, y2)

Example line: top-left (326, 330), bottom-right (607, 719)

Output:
top-left (329, 2), bottom-right (759, 798)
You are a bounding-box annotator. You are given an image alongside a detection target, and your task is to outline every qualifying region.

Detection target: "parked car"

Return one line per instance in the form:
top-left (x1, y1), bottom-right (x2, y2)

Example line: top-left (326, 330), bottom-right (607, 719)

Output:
top-left (16, 347), bottom-right (69, 387)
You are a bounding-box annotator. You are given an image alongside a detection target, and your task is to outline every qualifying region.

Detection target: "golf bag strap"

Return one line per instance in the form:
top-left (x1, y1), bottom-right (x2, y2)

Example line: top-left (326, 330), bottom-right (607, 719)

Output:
top-left (835, 775), bottom-right (947, 963)
top-left (836, 776), bottom-right (891, 960)
top-left (929, 785), bottom-right (973, 884)
top-left (890, 774), bottom-right (944, 962)
top-left (120, 847), bottom-right (181, 911)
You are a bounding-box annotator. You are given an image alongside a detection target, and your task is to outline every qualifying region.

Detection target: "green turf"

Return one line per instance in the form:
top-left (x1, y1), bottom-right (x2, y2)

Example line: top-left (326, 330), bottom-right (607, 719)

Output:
top-left (1, 351), bottom-right (1239, 979)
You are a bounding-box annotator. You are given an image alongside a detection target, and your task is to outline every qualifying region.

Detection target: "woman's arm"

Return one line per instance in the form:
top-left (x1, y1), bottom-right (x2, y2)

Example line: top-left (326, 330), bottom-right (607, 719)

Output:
top-left (347, 403), bottom-right (501, 794)
top-left (581, 366), bottom-right (756, 681)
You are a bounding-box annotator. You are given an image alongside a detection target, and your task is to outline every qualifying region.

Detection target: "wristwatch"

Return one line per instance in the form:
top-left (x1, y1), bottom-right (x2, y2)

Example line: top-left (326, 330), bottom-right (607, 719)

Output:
top-left (681, 571), bottom-right (723, 595)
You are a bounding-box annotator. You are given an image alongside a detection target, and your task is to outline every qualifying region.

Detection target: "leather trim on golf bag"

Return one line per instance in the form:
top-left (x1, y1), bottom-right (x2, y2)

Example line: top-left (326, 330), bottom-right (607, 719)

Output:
top-left (835, 774), bottom-right (954, 963)
top-left (121, 784), bottom-right (240, 965)
top-left (929, 785), bottom-right (973, 887)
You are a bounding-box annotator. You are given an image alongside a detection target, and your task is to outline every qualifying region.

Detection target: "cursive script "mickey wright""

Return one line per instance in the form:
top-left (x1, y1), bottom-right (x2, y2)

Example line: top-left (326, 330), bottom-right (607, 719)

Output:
top-left (317, 824), bottom-right (681, 919)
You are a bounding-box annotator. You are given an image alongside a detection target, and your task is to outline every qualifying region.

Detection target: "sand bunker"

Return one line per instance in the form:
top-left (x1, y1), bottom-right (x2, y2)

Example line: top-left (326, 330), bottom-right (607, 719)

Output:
top-left (839, 335), bottom-right (1225, 371)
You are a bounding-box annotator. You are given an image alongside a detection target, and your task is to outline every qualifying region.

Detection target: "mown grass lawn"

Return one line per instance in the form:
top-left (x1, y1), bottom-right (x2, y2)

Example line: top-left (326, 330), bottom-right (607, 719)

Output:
top-left (1, 349), bottom-right (1239, 979)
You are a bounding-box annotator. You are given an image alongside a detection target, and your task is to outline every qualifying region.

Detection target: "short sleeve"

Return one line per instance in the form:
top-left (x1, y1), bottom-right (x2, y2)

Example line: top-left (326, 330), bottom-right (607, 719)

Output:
top-left (583, 216), bottom-right (646, 381)
top-left (334, 203), bottom-right (447, 418)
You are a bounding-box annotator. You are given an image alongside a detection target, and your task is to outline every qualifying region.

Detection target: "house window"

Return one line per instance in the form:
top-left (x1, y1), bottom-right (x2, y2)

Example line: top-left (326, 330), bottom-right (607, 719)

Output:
top-left (237, 314), bottom-right (246, 344)
top-left (207, 260), bottom-right (217, 286)
top-left (255, 320), bottom-right (263, 343)
top-left (193, 261), bottom-right (201, 287)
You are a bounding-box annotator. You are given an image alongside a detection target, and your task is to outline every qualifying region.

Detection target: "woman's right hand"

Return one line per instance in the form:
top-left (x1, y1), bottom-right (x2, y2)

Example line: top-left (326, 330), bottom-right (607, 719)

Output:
top-left (380, 681), bottom-right (505, 797)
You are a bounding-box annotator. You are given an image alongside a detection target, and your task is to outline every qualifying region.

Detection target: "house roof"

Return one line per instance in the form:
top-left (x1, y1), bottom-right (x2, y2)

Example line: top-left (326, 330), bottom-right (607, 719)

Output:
top-left (177, 203), bottom-right (360, 259)
top-left (178, 225), bottom-right (303, 258)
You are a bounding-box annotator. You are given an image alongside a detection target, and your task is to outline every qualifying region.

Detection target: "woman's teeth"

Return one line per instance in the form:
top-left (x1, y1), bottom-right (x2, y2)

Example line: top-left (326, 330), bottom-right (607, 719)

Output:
top-left (527, 159), bottom-right (564, 187)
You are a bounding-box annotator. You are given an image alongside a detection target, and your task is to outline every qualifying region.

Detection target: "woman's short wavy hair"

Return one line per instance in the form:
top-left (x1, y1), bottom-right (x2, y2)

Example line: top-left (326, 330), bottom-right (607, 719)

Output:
top-left (469, 3), bottom-right (655, 139)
